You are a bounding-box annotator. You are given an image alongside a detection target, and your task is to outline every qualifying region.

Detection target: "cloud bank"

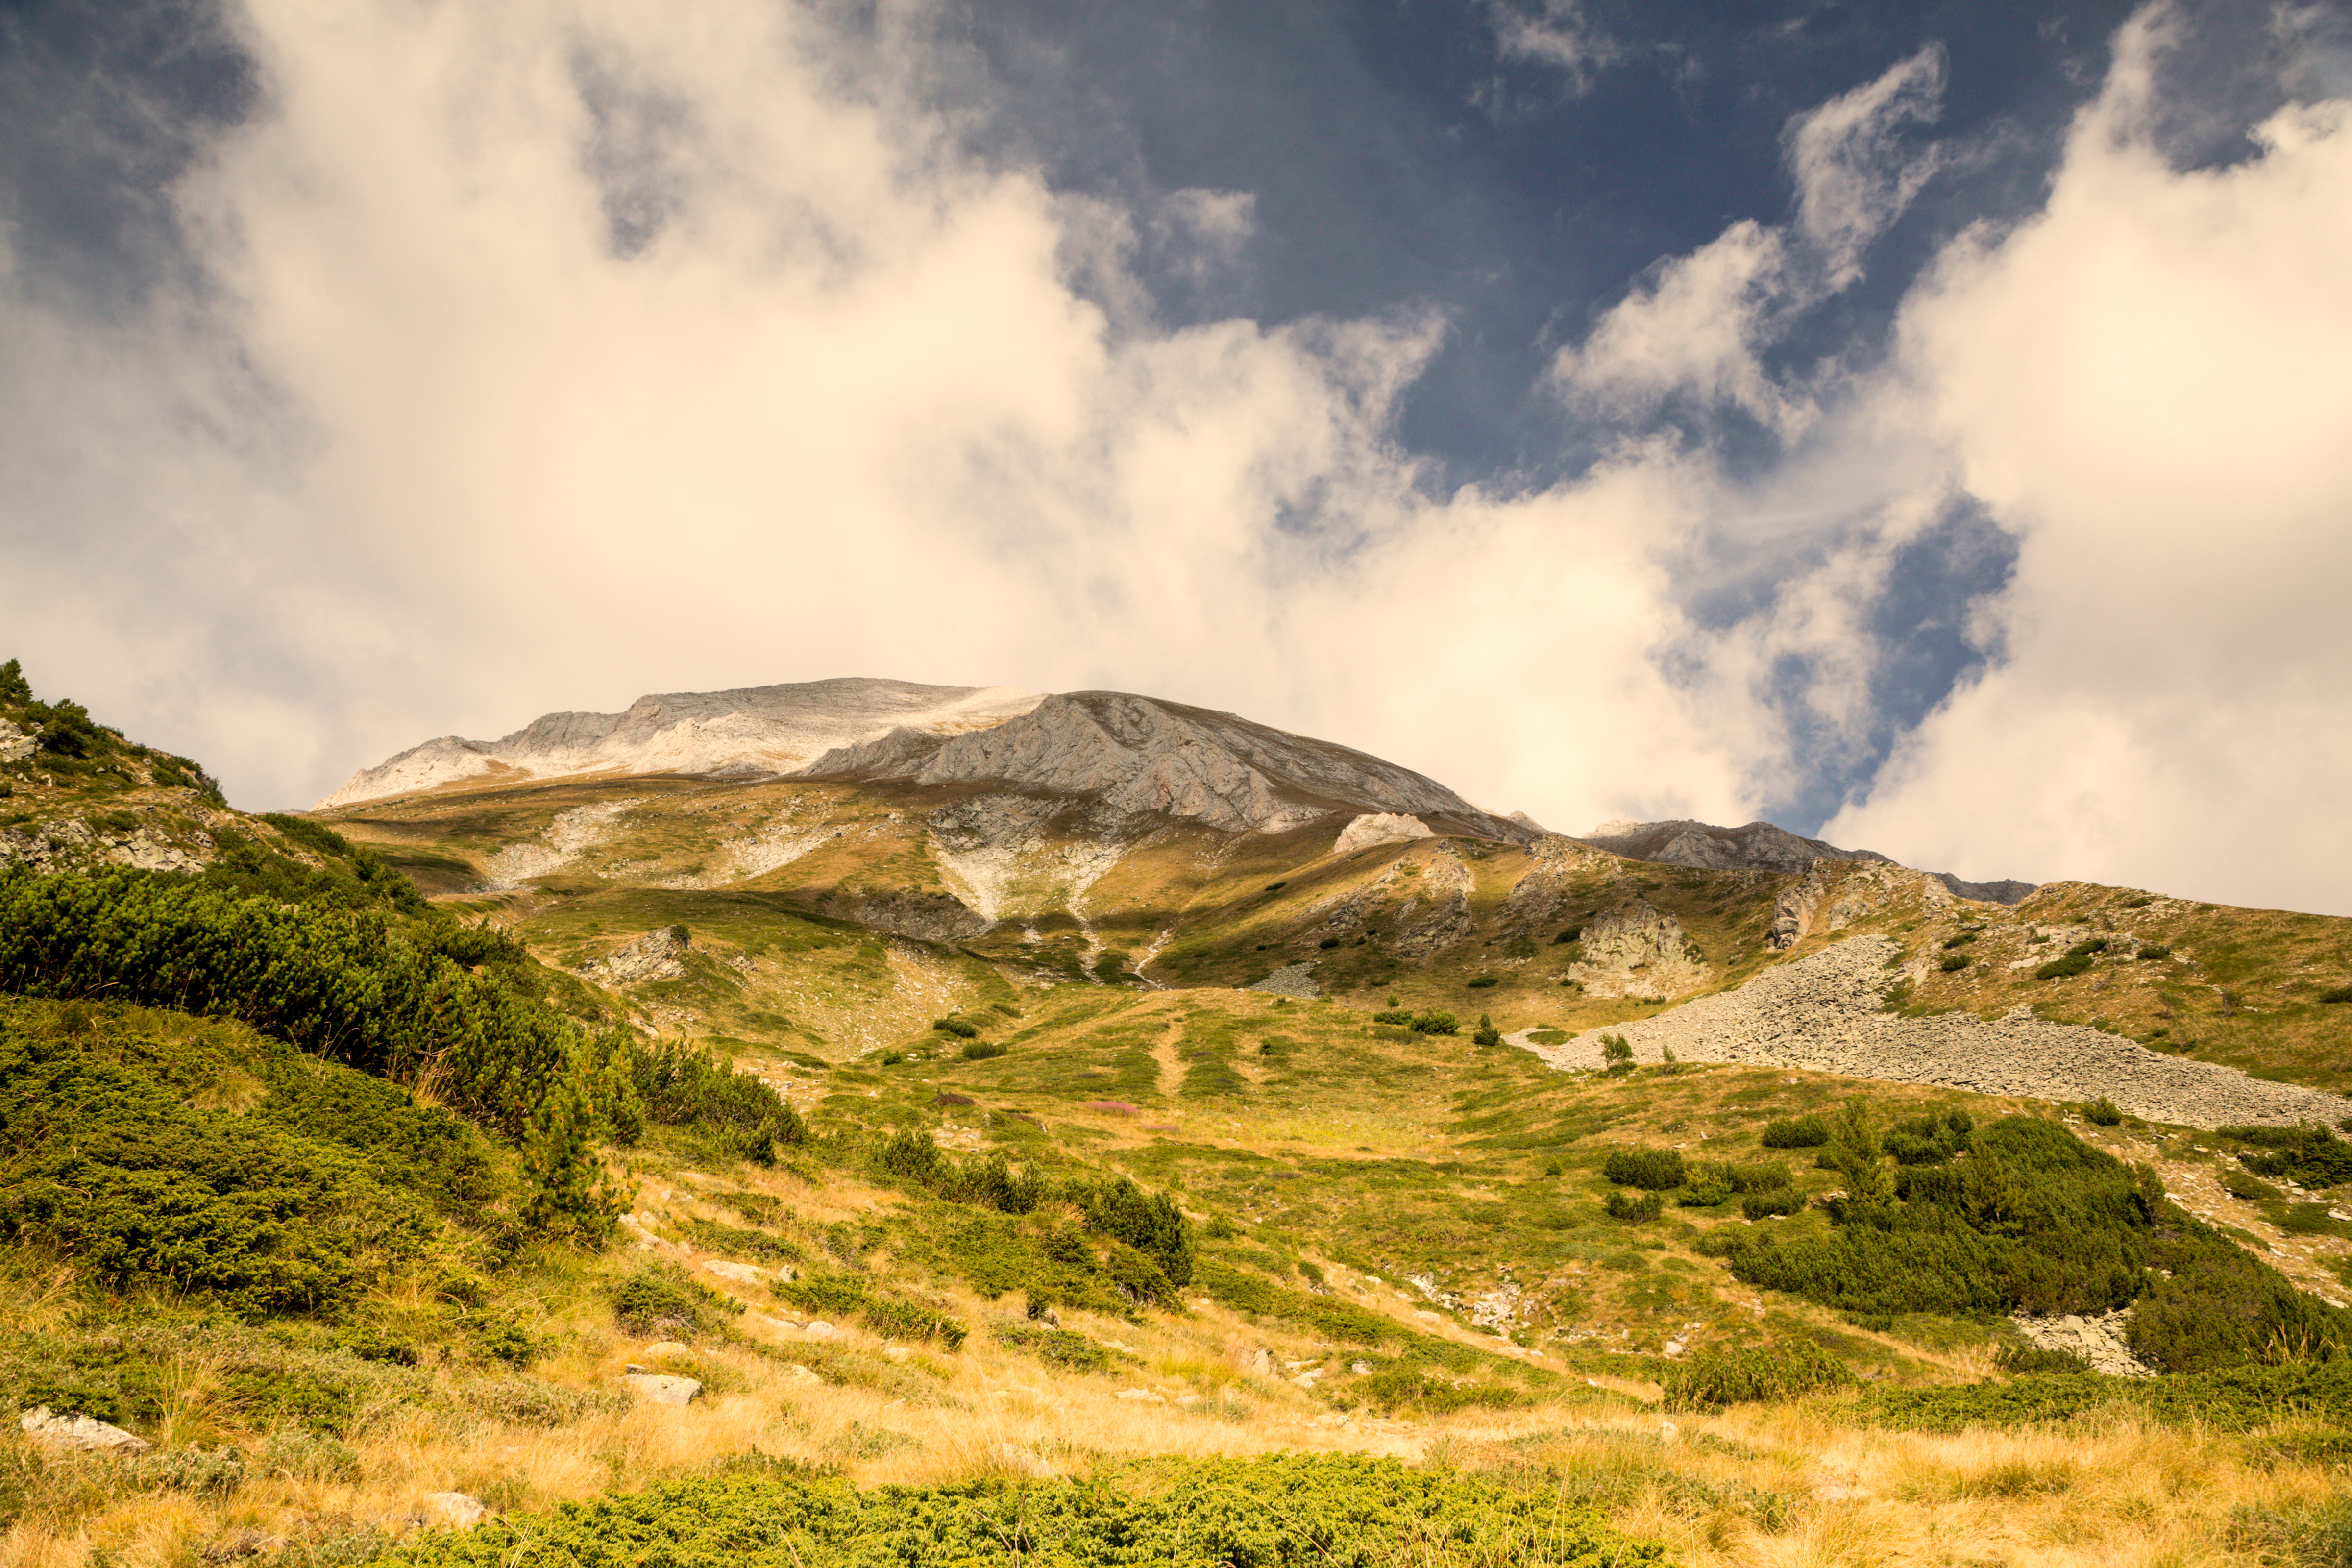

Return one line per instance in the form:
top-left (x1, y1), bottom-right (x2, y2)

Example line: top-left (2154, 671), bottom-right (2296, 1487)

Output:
top-left (1, 1), bottom-right (2347, 913)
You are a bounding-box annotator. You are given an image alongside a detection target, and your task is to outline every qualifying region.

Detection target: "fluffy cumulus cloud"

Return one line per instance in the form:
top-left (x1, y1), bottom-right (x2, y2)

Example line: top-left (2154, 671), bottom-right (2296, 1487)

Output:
top-left (2, 0), bottom-right (2348, 914)
top-left (1825, 13), bottom-right (2352, 912)
top-left (0, 0), bottom-right (1766, 827)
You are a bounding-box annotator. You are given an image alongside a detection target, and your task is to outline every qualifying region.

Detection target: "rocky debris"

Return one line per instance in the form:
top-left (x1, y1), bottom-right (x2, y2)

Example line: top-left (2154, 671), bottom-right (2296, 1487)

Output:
top-left (1498, 835), bottom-right (1624, 930)
top-left (620, 1373), bottom-right (702, 1405)
top-left (0, 814), bottom-right (214, 875)
top-left (1249, 962), bottom-right (1318, 999)
top-left (0, 717), bottom-right (34, 763)
top-left (1567, 901), bottom-right (1710, 998)
top-left (803, 690), bottom-right (1530, 840)
top-left (581, 925), bottom-right (690, 985)
top-left (482, 799), bottom-right (639, 889)
top-left (1584, 818), bottom-right (2034, 905)
top-left (1515, 935), bottom-right (2352, 1130)
top-left (421, 1492), bottom-right (489, 1528)
top-left (319, 678), bottom-right (1041, 808)
top-left (1332, 812), bottom-right (1434, 856)
top-left (20, 1406), bottom-right (151, 1454)
top-left (2010, 1310), bottom-right (2153, 1376)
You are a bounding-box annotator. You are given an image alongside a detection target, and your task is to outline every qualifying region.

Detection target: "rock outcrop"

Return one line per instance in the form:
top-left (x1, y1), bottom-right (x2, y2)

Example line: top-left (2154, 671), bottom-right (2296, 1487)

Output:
top-left (1565, 900), bottom-right (1712, 998)
top-left (319, 678), bottom-right (1041, 807)
top-left (803, 691), bottom-right (1531, 839)
top-left (1582, 818), bottom-right (2035, 906)
top-left (582, 925), bottom-right (690, 985)
top-left (1332, 813), bottom-right (1434, 856)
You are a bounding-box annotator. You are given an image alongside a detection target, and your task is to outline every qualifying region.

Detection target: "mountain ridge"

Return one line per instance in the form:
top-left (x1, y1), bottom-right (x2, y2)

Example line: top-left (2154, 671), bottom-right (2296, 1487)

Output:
top-left (1581, 816), bottom-right (2035, 905)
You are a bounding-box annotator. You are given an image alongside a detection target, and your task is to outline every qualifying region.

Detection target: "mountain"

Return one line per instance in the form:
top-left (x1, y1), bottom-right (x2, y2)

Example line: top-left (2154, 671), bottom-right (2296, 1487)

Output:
top-left (801, 689), bottom-right (1527, 838)
top-left (316, 678), bottom-right (1042, 808)
top-left (324, 679), bottom-right (1528, 841)
top-left (1581, 816), bottom-right (2035, 905)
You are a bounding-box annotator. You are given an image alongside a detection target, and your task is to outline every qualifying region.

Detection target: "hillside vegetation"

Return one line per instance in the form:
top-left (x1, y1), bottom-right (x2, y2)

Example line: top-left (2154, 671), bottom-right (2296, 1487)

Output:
top-left (8, 660), bottom-right (2352, 1567)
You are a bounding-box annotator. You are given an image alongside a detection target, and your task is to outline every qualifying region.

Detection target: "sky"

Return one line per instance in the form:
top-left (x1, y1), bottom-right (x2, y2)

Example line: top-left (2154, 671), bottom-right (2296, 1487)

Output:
top-left (3, 0), bottom-right (2350, 913)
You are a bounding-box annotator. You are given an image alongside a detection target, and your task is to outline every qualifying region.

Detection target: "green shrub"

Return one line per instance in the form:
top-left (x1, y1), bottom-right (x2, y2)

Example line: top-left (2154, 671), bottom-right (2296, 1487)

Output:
top-left (1993, 1341), bottom-right (2091, 1375)
top-left (1942, 930), bottom-right (1982, 950)
top-left (1603, 1148), bottom-right (1686, 1190)
top-left (1661, 1341), bottom-right (1853, 1410)
top-left (2322, 986), bottom-right (2352, 1004)
top-left (2226, 1124), bottom-right (2352, 1188)
top-left (1355, 1366), bottom-right (1519, 1415)
top-left (2084, 1097), bottom-right (2123, 1127)
top-left (393, 1454), bottom-right (1668, 1568)
top-left (611, 1263), bottom-right (744, 1336)
top-left (960, 1040), bottom-right (1008, 1061)
top-left (1938, 954), bottom-right (1971, 972)
top-left (1605, 1189), bottom-right (1663, 1222)
top-left (2136, 944), bottom-right (2172, 962)
top-left (1471, 1013), bottom-right (1501, 1048)
top-left (630, 1041), bottom-right (805, 1161)
top-left (1318, 937), bottom-right (1342, 949)
top-left (931, 1018), bottom-right (979, 1039)
top-left (1410, 1011), bottom-right (1458, 1035)
top-left (1371, 1008), bottom-right (1413, 1026)
top-left (858, 1296), bottom-right (967, 1350)
top-left (1762, 1115), bottom-right (1830, 1149)
top-left (1741, 1188), bottom-right (1803, 1219)
top-left (2035, 954), bottom-right (2094, 980)
top-left (1466, 977), bottom-right (1498, 989)
top-left (992, 1320), bottom-right (1116, 1373)
top-left (775, 1273), bottom-right (872, 1319)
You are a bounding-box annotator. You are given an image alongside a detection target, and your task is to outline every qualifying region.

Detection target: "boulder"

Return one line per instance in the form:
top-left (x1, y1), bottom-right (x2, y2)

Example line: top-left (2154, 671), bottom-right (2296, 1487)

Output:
top-left (621, 1373), bottom-right (703, 1405)
top-left (422, 1492), bottom-right (488, 1528)
top-left (19, 1406), bottom-right (150, 1454)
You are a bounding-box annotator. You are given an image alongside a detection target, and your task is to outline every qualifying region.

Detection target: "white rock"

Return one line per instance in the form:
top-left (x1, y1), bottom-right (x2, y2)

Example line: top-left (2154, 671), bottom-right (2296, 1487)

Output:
top-left (1333, 813), bottom-right (1435, 856)
top-left (643, 1340), bottom-right (692, 1361)
top-left (787, 1364), bottom-right (823, 1384)
top-left (621, 1374), bottom-right (702, 1405)
top-left (19, 1407), bottom-right (150, 1454)
top-left (804, 1320), bottom-right (836, 1337)
top-left (422, 1492), bottom-right (487, 1528)
top-left (702, 1260), bottom-right (768, 1286)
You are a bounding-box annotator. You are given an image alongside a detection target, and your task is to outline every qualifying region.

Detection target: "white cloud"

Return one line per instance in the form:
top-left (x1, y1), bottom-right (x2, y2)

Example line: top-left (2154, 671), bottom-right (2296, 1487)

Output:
top-left (1491, 0), bottom-right (1620, 91)
top-left (1550, 221), bottom-right (1797, 429)
top-left (1785, 45), bottom-right (1946, 287)
top-left (0, 0), bottom-right (1771, 833)
top-left (1826, 11), bottom-right (2352, 911)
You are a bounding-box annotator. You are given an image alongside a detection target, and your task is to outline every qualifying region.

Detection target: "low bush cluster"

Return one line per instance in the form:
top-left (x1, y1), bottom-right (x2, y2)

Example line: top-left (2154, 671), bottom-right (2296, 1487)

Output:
top-left (1711, 1109), bottom-right (2352, 1373)
top-left (1762, 1115), bottom-right (1830, 1149)
top-left (1604, 1189), bottom-right (1663, 1222)
top-left (394, 1454), bottom-right (1672, 1568)
top-left (990, 1320), bottom-right (1118, 1373)
top-left (2223, 1123), bottom-right (2352, 1188)
top-left (609, 1263), bottom-right (745, 1337)
top-left (773, 1274), bottom-right (967, 1349)
top-left (1661, 1340), bottom-right (1854, 1410)
top-left (1354, 1366), bottom-right (1519, 1415)
top-left (629, 1040), bottom-right (805, 1163)
top-left (1603, 1148), bottom-right (1686, 1190)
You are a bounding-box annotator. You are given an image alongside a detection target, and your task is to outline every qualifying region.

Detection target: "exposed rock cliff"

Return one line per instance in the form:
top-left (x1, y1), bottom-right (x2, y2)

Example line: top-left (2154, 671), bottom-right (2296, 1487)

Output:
top-left (801, 691), bottom-right (1530, 838)
top-left (319, 678), bottom-right (1040, 807)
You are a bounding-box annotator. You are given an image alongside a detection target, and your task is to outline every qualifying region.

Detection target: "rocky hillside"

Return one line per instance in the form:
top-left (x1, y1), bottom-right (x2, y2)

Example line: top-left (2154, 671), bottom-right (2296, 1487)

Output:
top-left (1583, 816), bottom-right (2035, 904)
top-left (318, 678), bottom-right (1043, 807)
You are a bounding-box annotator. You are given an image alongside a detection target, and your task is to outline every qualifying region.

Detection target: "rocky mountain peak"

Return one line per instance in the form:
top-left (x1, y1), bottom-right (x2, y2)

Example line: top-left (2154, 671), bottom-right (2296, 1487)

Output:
top-left (803, 689), bottom-right (1529, 837)
top-left (317, 677), bottom-right (1040, 808)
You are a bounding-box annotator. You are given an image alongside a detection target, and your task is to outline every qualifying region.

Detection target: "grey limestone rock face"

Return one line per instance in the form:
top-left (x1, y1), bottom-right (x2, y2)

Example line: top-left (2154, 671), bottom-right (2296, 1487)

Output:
top-left (804, 691), bottom-right (1531, 839)
top-left (0, 718), bottom-right (34, 764)
top-left (318, 678), bottom-right (1042, 807)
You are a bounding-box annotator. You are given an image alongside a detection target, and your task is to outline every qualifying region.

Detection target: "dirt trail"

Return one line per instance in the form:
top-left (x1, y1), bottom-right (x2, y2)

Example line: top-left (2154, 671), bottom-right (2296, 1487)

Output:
top-left (1152, 1022), bottom-right (1188, 1099)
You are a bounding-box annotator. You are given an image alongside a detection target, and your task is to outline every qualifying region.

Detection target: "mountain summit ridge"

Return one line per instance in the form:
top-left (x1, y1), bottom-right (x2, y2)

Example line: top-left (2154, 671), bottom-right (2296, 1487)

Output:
top-left (1581, 816), bottom-right (2034, 904)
